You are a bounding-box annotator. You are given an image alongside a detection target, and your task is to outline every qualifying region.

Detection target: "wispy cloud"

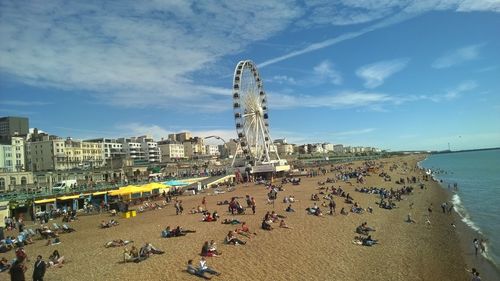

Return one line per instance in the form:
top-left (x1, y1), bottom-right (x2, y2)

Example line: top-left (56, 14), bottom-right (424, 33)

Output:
top-left (0, 100), bottom-right (52, 106)
top-left (269, 90), bottom-right (394, 110)
top-left (0, 1), bottom-right (301, 110)
top-left (330, 128), bottom-right (376, 137)
top-left (267, 75), bottom-right (297, 85)
top-left (260, 1), bottom-right (499, 68)
top-left (313, 60), bottom-right (342, 85)
top-left (432, 44), bottom-right (483, 69)
top-left (356, 58), bottom-right (410, 88)
top-left (442, 80), bottom-right (478, 100)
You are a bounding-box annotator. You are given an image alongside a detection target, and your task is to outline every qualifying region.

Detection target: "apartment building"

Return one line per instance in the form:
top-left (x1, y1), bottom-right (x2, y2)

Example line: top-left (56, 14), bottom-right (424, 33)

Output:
top-left (205, 144), bottom-right (220, 156)
top-left (117, 136), bottom-right (160, 163)
top-left (26, 136), bottom-right (104, 171)
top-left (168, 132), bottom-right (192, 142)
top-left (276, 143), bottom-right (294, 156)
top-left (158, 140), bottom-right (185, 161)
top-left (0, 116), bottom-right (29, 144)
top-left (183, 137), bottom-right (205, 158)
top-left (0, 137), bottom-right (26, 172)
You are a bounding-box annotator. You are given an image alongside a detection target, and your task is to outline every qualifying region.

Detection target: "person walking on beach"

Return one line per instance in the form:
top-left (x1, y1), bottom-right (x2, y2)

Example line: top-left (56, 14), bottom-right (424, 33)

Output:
top-left (32, 255), bottom-right (46, 281)
top-left (440, 202), bottom-right (447, 213)
top-left (329, 199), bottom-right (336, 215)
top-left (202, 197), bottom-right (207, 210)
top-left (473, 238), bottom-right (479, 256)
top-left (447, 203), bottom-right (453, 214)
top-left (251, 197), bottom-right (256, 215)
top-left (479, 239), bottom-right (486, 254)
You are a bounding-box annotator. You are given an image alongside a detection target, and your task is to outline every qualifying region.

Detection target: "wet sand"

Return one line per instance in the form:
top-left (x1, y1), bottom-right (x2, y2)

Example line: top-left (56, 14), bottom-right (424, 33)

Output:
top-left (2, 155), bottom-right (471, 281)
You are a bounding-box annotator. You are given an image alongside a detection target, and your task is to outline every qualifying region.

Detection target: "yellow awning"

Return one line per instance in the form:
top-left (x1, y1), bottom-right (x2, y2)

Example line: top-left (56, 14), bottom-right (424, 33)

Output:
top-left (92, 191), bottom-right (108, 196)
top-left (34, 198), bottom-right (56, 204)
top-left (57, 195), bottom-right (82, 200)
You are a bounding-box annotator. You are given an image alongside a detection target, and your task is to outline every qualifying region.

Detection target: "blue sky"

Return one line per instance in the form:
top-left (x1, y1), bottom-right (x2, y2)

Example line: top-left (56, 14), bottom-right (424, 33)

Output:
top-left (1, 0), bottom-right (499, 151)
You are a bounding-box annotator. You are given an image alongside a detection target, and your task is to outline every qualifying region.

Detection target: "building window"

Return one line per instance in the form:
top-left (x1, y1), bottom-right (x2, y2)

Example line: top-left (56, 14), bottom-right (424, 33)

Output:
top-left (21, 176), bottom-right (27, 186)
top-left (10, 177), bottom-right (16, 186)
top-left (0, 178), bottom-right (4, 190)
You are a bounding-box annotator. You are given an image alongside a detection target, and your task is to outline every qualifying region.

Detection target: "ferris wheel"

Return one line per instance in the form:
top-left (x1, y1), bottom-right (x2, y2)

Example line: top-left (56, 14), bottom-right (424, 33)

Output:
top-left (232, 60), bottom-right (280, 166)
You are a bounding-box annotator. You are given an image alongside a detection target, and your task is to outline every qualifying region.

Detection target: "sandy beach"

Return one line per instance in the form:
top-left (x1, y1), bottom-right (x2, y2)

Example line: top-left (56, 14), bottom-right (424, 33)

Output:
top-left (2, 155), bottom-right (472, 281)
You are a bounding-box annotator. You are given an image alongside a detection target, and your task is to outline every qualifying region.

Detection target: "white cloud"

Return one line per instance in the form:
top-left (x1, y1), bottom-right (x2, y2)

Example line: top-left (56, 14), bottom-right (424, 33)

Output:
top-left (457, 0), bottom-right (500, 12)
top-left (268, 75), bottom-right (297, 85)
top-left (443, 80), bottom-right (478, 100)
top-left (260, 1), bottom-right (499, 68)
top-left (0, 1), bottom-right (301, 110)
top-left (313, 60), bottom-right (342, 85)
top-left (432, 44), bottom-right (483, 69)
top-left (269, 90), bottom-right (394, 109)
top-left (0, 100), bottom-right (52, 106)
top-left (356, 58), bottom-right (410, 88)
top-left (330, 128), bottom-right (376, 137)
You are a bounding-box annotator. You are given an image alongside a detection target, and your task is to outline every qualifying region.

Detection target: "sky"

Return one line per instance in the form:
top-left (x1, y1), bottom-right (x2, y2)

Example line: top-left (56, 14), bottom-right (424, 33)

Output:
top-left (1, 0), bottom-right (500, 151)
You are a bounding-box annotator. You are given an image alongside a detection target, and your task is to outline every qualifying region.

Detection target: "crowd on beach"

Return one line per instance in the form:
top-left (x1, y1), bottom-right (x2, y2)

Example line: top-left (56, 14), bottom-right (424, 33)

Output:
top-left (1, 158), bottom-right (490, 281)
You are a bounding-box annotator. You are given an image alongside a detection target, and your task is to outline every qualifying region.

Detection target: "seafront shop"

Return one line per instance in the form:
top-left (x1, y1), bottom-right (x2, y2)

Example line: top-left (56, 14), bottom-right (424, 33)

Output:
top-left (0, 183), bottom-right (168, 219)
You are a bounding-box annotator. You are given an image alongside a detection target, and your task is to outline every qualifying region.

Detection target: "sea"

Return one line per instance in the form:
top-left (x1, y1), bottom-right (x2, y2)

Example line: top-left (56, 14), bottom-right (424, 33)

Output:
top-left (420, 149), bottom-right (500, 268)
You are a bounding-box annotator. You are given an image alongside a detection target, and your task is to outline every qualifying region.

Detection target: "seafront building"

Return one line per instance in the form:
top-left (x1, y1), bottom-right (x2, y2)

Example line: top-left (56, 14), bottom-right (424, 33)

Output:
top-left (0, 116), bottom-right (29, 144)
top-left (0, 136), bottom-right (26, 172)
top-left (25, 136), bottom-right (105, 171)
top-left (158, 139), bottom-right (185, 161)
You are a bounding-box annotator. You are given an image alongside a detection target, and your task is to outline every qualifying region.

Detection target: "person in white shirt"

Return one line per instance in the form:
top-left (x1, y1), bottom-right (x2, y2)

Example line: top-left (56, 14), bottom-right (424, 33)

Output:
top-left (199, 257), bottom-right (220, 276)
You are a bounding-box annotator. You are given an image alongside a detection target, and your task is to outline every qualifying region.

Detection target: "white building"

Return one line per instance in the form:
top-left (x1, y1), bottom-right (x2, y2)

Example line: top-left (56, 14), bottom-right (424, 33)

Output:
top-left (322, 143), bottom-right (334, 152)
top-left (117, 136), bottom-right (160, 163)
top-left (0, 137), bottom-right (26, 172)
top-left (26, 137), bottom-right (104, 171)
top-left (205, 145), bottom-right (220, 156)
top-left (276, 143), bottom-right (294, 155)
top-left (158, 140), bottom-right (185, 161)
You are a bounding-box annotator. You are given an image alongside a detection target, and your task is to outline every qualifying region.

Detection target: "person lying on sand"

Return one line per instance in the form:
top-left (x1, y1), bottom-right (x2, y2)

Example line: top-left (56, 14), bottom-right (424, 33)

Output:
top-left (221, 218), bottom-right (241, 225)
top-left (105, 239), bottom-right (133, 248)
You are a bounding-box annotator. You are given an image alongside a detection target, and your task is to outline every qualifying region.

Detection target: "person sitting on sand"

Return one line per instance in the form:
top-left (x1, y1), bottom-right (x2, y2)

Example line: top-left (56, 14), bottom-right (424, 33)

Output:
top-left (340, 207), bottom-right (349, 215)
top-left (162, 226), bottom-right (173, 238)
top-left (199, 257), bottom-right (221, 276)
top-left (285, 204), bottom-right (295, 212)
top-left (202, 212), bottom-right (215, 222)
top-left (139, 242), bottom-right (164, 258)
top-left (279, 219), bottom-right (292, 229)
top-left (270, 211), bottom-right (286, 222)
top-left (48, 250), bottom-right (65, 268)
top-left (201, 241), bottom-right (221, 257)
top-left (187, 259), bottom-right (212, 280)
top-left (0, 257), bottom-right (11, 272)
top-left (406, 213), bottom-right (416, 223)
top-left (225, 231), bottom-right (246, 245)
top-left (123, 248), bottom-right (140, 263)
top-left (105, 239), bottom-right (133, 248)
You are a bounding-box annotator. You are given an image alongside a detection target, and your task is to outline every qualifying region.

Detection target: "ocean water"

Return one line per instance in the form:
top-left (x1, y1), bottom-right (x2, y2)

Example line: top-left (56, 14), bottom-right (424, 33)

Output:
top-left (420, 149), bottom-right (500, 267)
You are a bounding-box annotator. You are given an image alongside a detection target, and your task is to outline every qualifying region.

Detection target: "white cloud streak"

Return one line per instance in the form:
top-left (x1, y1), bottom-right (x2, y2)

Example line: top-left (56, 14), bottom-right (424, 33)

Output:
top-left (260, 1), bottom-right (499, 68)
top-left (356, 58), bottom-right (410, 88)
top-left (432, 44), bottom-right (483, 69)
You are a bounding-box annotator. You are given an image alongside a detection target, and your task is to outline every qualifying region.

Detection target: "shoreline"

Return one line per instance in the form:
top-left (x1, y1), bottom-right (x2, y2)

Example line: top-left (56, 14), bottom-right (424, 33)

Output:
top-left (419, 157), bottom-right (500, 280)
